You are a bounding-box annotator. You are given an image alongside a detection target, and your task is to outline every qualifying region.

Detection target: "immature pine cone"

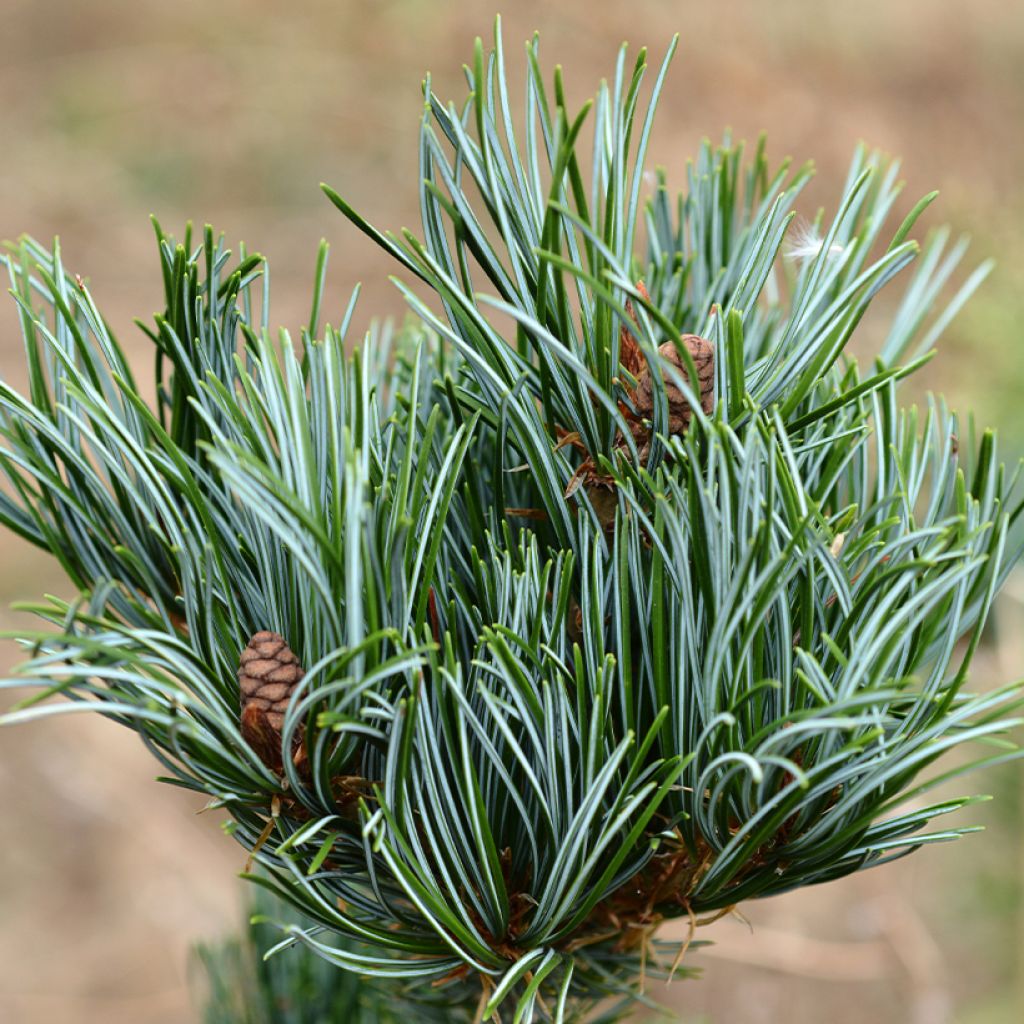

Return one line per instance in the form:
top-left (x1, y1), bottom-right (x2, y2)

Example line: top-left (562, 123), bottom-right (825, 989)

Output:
top-left (238, 630), bottom-right (305, 774)
top-left (634, 335), bottom-right (715, 435)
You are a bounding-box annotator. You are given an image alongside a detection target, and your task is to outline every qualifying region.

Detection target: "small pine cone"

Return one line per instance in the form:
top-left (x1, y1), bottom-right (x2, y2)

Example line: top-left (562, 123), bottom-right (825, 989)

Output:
top-left (634, 335), bottom-right (714, 435)
top-left (238, 630), bottom-right (305, 774)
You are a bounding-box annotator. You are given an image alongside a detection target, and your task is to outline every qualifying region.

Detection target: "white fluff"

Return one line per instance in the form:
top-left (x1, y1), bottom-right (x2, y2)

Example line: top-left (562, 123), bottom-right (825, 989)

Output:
top-left (786, 220), bottom-right (846, 264)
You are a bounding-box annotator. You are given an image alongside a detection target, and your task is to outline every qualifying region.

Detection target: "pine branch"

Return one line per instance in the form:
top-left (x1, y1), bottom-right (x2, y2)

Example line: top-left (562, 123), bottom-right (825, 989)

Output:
top-left (1, 16), bottom-right (1022, 1023)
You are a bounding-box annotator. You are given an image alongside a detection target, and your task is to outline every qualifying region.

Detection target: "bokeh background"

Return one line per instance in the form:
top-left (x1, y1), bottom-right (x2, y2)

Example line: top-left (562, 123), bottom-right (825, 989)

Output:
top-left (1, 1), bottom-right (1023, 1021)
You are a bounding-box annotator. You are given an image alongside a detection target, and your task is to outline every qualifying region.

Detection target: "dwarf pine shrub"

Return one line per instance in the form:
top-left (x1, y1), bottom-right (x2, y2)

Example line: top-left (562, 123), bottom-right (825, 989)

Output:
top-left (2, 20), bottom-right (1022, 1023)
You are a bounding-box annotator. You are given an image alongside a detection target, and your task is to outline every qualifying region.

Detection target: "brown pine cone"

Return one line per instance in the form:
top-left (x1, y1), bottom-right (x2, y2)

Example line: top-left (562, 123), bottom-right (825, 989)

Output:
top-left (238, 630), bottom-right (306, 774)
top-left (634, 335), bottom-right (715, 435)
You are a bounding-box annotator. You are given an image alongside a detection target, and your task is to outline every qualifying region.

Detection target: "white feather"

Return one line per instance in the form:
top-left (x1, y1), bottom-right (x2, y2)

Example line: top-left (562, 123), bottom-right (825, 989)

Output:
top-left (786, 220), bottom-right (846, 264)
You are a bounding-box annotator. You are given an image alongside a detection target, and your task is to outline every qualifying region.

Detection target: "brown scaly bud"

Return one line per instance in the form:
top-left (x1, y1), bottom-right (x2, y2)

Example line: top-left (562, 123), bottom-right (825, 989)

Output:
top-left (634, 335), bottom-right (715, 436)
top-left (238, 630), bottom-right (306, 774)
top-left (618, 298), bottom-right (647, 383)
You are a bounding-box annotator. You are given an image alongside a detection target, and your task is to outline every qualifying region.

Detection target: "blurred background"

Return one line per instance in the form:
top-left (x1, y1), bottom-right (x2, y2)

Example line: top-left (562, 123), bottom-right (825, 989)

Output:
top-left (1, 1), bottom-right (1023, 1021)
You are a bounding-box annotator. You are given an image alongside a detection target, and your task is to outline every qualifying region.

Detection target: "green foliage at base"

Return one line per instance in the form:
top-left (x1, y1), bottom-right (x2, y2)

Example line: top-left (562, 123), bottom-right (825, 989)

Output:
top-left (195, 890), bottom-right (465, 1024)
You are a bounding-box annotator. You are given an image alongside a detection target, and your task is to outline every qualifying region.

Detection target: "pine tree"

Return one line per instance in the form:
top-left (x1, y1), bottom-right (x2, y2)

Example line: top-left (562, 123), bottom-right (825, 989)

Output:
top-left (2, 19), bottom-right (1022, 1023)
top-left (194, 886), bottom-right (471, 1024)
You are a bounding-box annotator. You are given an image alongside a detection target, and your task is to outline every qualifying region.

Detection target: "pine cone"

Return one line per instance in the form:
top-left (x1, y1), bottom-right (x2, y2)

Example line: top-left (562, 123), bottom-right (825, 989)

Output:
top-left (238, 630), bottom-right (305, 774)
top-left (634, 335), bottom-right (714, 435)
